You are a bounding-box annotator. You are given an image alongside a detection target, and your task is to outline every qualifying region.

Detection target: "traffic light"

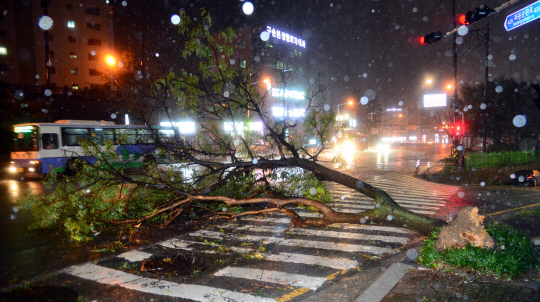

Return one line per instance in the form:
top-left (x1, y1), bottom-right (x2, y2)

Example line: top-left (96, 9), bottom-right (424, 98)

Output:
top-left (420, 31), bottom-right (443, 45)
top-left (459, 5), bottom-right (495, 25)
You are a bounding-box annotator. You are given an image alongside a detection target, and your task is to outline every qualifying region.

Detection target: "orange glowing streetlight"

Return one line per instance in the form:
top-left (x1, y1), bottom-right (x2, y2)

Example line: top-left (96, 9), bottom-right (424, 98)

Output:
top-left (337, 99), bottom-right (355, 119)
top-left (105, 55), bottom-right (116, 90)
top-left (446, 84), bottom-right (452, 90)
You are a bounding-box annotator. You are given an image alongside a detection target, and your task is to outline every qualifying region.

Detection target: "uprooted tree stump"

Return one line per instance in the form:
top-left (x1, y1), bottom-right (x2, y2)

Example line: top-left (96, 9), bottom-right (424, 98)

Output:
top-left (435, 207), bottom-right (494, 251)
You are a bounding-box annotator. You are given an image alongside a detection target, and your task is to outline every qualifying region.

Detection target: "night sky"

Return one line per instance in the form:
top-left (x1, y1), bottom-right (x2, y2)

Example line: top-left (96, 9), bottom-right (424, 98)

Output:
top-left (113, 0), bottom-right (540, 108)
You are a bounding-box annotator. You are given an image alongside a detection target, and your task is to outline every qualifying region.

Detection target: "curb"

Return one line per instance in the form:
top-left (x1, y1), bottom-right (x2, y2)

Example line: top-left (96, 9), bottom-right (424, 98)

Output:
top-left (355, 259), bottom-right (417, 302)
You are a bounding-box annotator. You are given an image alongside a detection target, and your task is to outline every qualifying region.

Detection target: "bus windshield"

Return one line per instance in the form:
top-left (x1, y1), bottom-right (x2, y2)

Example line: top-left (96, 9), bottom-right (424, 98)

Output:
top-left (12, 126), bottom-right (39, 152)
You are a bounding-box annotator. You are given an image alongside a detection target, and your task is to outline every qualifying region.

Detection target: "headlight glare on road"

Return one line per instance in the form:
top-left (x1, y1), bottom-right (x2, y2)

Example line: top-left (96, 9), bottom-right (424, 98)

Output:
top-left (342, 141), bottom-right (356, 163)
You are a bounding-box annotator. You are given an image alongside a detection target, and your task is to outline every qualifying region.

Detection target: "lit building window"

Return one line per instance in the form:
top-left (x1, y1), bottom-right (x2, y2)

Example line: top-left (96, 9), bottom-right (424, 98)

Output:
top-left (0, 47), bottom-right (6, 55)
top-left (72, 84), bottom-right (79, 90)
top-left (71, 68), bottom-right (78, 75)
top-left (67, 21), bottom-right (75, 28)
top-left (69, 52), bottom-right (77, 59)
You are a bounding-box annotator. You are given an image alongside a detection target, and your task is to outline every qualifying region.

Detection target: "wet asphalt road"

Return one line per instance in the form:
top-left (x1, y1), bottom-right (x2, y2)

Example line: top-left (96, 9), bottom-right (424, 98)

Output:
top-left (2, 143), bottom-right (539, 301)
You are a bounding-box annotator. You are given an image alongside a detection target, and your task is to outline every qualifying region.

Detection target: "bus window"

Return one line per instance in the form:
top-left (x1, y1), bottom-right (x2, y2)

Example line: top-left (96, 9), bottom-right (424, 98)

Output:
top-left (12, 126), bottom-right (39, 151)
top-left (61, 128), bottom-right (89, 146)
top-left (138, 129), bottom-right (156, 144)
top-left (90, 128), bottom-right (114, 145)
top-left (42, 133), bottom-right (59, 149)
top-left (115, 128), bottom-right (137, 144)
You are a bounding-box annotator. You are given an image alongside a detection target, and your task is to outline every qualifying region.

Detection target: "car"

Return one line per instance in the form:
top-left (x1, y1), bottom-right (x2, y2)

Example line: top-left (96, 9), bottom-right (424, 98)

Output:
top-left (511, 170), bottom-right (540, 186)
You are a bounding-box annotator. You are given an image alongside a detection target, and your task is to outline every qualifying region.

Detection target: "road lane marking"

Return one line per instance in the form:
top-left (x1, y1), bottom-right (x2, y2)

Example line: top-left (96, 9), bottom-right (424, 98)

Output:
top-left (218, 223), bottom-right (410, 244)
top-left (214, 266), bottom-right (327, 290)
top-left (276, 287), bottom-right (311, 302)
top-left (117, 250), bottom-right (153, 262)
top-left (189, 230), bottom-right (391, 254)
top-left (65, 263), bottom-right (273, 302)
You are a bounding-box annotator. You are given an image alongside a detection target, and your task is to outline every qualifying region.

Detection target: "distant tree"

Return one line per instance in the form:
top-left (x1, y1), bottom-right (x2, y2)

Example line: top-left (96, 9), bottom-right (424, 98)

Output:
top-left (20, 10), bottom-right (443, 242)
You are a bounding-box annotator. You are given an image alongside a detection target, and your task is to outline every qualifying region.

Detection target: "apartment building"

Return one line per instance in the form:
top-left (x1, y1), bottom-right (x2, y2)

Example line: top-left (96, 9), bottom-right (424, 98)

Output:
top-left (0, 0), bottom-right (113, 91)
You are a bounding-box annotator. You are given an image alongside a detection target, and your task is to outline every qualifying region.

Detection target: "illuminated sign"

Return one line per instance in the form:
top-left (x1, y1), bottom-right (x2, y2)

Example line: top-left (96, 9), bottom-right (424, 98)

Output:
top-left (160, 121), bottom-right (196, 134)
top-left (423, 94), bottom-right (447, 108)
top-left (223, 121), bottom-right (263, 133)
top-left (272, 107), bottom-right (305, 118)
top-left (14, 126), bottom-right (34, 133)
top-left (266, 26), bottom-right (306, 48)
top-left (271, 88), bottom-right (305, 100)
top-left (386, 108), bottom-right (402, 111)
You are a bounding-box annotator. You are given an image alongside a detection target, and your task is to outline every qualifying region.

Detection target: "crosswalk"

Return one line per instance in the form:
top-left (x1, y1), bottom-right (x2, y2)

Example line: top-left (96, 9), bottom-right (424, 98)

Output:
top-left (61, 172), bottom-right (460, 301)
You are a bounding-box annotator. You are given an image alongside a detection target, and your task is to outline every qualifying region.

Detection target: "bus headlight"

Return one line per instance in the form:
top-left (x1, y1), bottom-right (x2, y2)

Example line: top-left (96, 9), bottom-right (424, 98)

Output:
top-left (29, 167), bottom-right (35, 172)
top-left (342, 141), bottom-right (356, 162)
top-left (9, 166), bottom-right (17, 173)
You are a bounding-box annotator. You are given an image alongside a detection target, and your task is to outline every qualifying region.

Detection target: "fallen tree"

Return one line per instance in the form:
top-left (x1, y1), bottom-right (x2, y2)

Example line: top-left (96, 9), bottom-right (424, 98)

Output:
top-left (20, 10), bottom-right (444, 241)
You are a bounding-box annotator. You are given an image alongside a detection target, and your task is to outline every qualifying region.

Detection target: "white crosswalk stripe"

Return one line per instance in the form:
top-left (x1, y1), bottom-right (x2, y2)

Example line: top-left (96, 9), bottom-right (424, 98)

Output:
top-left (62, 172), bottom-right (458, 300)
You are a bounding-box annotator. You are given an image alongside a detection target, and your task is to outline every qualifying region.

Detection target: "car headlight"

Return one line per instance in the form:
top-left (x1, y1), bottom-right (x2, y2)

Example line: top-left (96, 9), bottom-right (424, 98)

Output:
top-left (30, 161), bottom-right (39, 165)
top-left (9, 166), bottom-right (17, 173)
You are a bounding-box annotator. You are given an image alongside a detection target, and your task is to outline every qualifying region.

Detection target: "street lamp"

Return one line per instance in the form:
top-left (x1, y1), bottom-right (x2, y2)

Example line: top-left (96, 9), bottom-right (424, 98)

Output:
top-left (426, 79), bottom-right (433, 85)
top-left (337, 100), bottom-right (354, 120)
top-left (105, 55), bottom-right (116, 91)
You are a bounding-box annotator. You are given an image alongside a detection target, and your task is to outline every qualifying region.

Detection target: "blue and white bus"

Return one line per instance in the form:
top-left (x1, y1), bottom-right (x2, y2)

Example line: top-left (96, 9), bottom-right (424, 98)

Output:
top-left (9, 120), bottom-right (173, 176)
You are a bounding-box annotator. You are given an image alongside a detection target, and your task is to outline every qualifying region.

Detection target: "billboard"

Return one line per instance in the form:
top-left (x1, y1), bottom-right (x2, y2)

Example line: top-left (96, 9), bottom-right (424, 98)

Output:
top-left (423, 94), bottom-right (447, 108)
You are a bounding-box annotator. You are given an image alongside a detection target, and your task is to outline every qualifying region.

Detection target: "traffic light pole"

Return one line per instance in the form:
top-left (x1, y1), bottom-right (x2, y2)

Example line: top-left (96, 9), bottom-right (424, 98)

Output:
top-left (483, 19), bottom-right (490, 152)
top-left (452, 0), bottom-right (460, 167)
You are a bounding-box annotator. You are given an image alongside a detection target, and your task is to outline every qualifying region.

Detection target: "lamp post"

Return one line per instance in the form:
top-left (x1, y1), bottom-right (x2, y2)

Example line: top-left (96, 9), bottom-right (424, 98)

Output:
top-left (337, 100), bottom-right (354, 120)
top-left (105, 55), bottom-right (116, 91)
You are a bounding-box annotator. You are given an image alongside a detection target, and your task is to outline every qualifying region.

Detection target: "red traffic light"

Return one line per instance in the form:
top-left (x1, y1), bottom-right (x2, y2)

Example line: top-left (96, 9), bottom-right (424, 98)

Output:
top-left (459, 14), bottom-right (469, 25)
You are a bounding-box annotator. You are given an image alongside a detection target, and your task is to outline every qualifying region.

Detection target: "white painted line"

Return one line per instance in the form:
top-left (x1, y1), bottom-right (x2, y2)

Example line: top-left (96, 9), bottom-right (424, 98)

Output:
top-left (241, 217), bottom-right (415, 235)
top-left (65, 263), bottom-right (273, 302)
top-left (214, 266), bottom-right (327, 290)
top-left (117, 250), bottom-right (153, 262)
top-left (189, 230), bottom-right (391, 254)
top-left (355, 262), bottom-right (414, 302)
top-left (160, 238), bottom-right (194, 250)
top-left (218, 224), bottom-right (410, 244)
top-left (333, 202), bottom-right (440, 211)
top-left (262, 252), bottom-right (359, 270)
top-left (329, 223), bottom-right (415, 234)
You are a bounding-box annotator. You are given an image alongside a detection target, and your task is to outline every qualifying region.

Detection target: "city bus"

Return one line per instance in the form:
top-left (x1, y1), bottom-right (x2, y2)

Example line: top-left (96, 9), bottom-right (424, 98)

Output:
top-left (9, 120), bottom-right (172, 177)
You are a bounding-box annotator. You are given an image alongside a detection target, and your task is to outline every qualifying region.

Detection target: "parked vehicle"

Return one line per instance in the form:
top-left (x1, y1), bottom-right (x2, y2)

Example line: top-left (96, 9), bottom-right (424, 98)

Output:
top-left (511, 170), bottom-right (540, 186)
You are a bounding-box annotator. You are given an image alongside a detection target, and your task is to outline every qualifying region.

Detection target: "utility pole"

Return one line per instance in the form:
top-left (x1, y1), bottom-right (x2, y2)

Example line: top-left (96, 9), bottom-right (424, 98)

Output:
top-left (42, 0), bottom-right (52, 122)
top-left (483, 19), bottom-right (490, 152)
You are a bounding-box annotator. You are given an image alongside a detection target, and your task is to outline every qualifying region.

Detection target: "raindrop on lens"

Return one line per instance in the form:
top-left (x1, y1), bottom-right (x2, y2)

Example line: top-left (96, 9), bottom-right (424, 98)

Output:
top-left (480, 103), bottom-right (487, 110)
top-left (458, 192), bottom-right (465, 198)
top-left (14, 90), bottom-right (24, 100)
top-left (223, 91), bottom-right (229, 97)
top-left (252, 159), bottom-right (258, 164)
top-left (171, 14), bottom-right (181, 25)
top-left (487, 54), bottom-right (493, 60)
top-left (242, 2), bottom-right (254, 15)
top-left (341, 196), bottom-right (345, 200)
top-left (111, 113), bottom-right (116, 119)
top-left (407, 249), bottom-right (419, 260)
top-left (324, 104), bottom-right (330, 111)
top-left (509, 54), bottom-right (516, 61)
top-left (457, 145), bottom-right (463, 151)
top-left (122, 1), bottom-right (127, 6)
top-left (360, 96), bottom-right (369, 105)
top-left (387, 215), bottom-right (393, 221)
top-left (38, 16), bottom-right (53, 30)
top-left (513, 115), bottom-right (526, 128)
top-left (495, 85), bottom-right (503, 93)
top-left (230, 59), bottom-right (235, 65)
top-left (309, 188), bottom-right (317, 195)
top-left (222, 207), bottom-right (227, 212)
top-left (458, 25), bottom-right (469, 36)
top-left (398, 101), bottom-right (403, 106)
top-left (481, 182), bottom-right (486, 186)
top-left (360, 218), bottom-right (366, 224)
top-left (44, 89), bottom-right (52, 96)
top-left (260, 31), bottom-right (270, 41)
